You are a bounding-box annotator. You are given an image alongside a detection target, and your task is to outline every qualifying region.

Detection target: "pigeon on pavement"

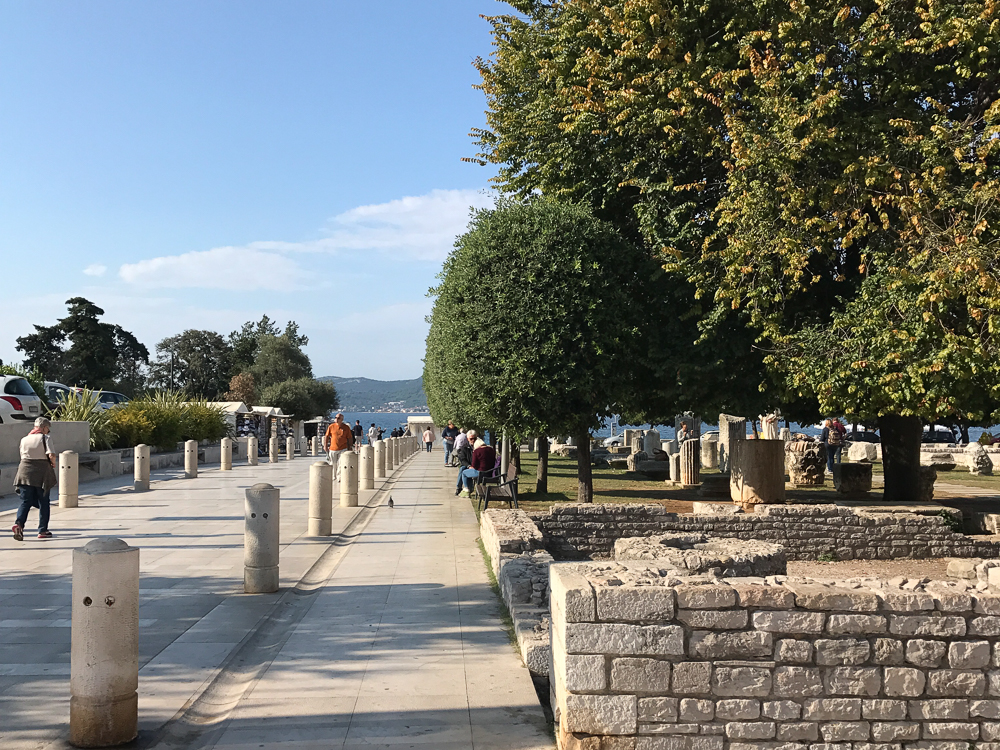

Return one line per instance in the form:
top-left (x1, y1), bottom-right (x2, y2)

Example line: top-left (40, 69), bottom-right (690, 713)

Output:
top-left (388, 496), bottom-right (394, 508)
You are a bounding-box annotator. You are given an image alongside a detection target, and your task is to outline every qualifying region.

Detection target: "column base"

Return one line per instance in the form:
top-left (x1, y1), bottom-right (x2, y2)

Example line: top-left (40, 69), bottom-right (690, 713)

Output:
top-left (69, 692), bottom-right (138, 748)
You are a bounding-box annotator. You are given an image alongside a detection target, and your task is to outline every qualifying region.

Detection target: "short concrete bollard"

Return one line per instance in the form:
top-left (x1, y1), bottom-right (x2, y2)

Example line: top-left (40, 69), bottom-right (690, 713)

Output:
top-left (385, 438), bottom-right (394, 472)
top-left (308, 462), bottom-right (333, 536)
top-left (184, 440), bottom-right (198, 479)
top-left (339, 451), bottom-right (358, 507)
top-left (220, 437), bottom-right (233, 471)
top-left (374, 440), bottom-right (386, 478)
top-left (59, 451), bottom-right (79, 508)
top-left (269, 437), bottom-right (279, 464)
top-left (248, 435), bottom-right (259, 466)
top-left (286, 436), bottom-right (295, 461)
top-left (309, 436), bottom-right (317, 456)
top-left (392, 437), bottom-right (400, 467)
top-left (134, 444), bottom-right (150, 492)
top-left (70, 537), bottom-right (139, 748)
top-left (245, 483), bottom-right (280, 593)
top-left (360, 445), bottom-right (374, 490)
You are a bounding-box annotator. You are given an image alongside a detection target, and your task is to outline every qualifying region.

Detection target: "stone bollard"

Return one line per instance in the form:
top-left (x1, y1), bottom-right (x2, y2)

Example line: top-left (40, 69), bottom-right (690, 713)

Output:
top-left (286, 436), bottom-right (295, 461)
top-left (248, 436), bottom-right (259, 466)
top-left (59, 451), bottom-right (79, 508)
top-left (134, 444), bottom-right (150, 492)
top-left (375, 440), bottom-right (386, 478)
top-left (309, 436), bottom-right (317, 457)
top-left (680, 439), bottom-right (701, 487)
top-left (268, 437), bottom-right (279, 464)
top-left (184, 440), bottom-right (198, 479)
top-left (308, 462), bottom-right (333, 536)
top-left (220, 437), bottom-right (233, 471)
top-left (244, 483), bottom-right (280, 593)
top-left (339, 451), bottom-right (358, 507)
top-left (669, 453), bottom-right (681, 483)
top-left (385, 438), bottom-right (394, 472)
top-left (393, 437), bottom-right (400, 466)
top-left (700, 436), bottom-right (719, 470)
top-left (359, 445), bottom-right (375, 490)
top-left (70, 537), bottom-right (139, 748)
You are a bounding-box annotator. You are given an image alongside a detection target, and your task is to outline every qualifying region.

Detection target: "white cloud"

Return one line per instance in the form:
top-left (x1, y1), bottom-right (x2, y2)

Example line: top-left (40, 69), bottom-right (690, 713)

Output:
top-left (251, 188), bottom-right (495, 262)
top-left (118, 246), bottom-right (302, 290)
top-left (83, 264), bottom-right (107, 276)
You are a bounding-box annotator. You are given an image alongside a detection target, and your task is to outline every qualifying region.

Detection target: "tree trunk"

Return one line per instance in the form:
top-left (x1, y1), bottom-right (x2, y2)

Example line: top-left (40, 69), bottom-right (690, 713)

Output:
top-left (513, 441), bottom-right (522, 475)
top-left (536, 436), bottom-right (548, 494)
top-left (879, 415), bottom-right (922, 503)
top-left (576, 431), bottom-right (593, 503)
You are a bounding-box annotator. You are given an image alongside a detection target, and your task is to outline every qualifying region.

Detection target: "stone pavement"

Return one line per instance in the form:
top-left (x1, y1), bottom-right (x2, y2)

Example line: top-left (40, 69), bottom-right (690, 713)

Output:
top-left (0, 449), bottom-right (552, 749)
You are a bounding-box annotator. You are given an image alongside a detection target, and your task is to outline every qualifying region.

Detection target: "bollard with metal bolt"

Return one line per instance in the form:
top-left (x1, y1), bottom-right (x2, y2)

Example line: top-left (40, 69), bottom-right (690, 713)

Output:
top-left (220, 437), bottom-right (233, 471)
top-left (268, 437), bottom-right (279, 464)
top-left (59, 451), bottom-right (79, 508)
top-left (286, 436), bottom-right (295, 461)
top-left (244, 483), bottom-right (280, 593)
top-left (308, 436), bottom-right (316, 456)
top-left (248, 435), bottom-right (259, 466)
top-left (184, 440), bottom-right (198, 479)
top-left (385, 438), bottom-right (394, 472)
top-left (359, 445), bottom-right (374, 490)
top-left (70, 537), bottom-right (139, 748)
top-left (374, 439), bottom-right (385, 478)
top-left (393, 437), bottom-right (401, 466)
top-left (134, 444), bottom-right (150, 492)
top-left (308, 462), bottom-right (333, 536)
top-left (339, 451), bottom-right (358, 507)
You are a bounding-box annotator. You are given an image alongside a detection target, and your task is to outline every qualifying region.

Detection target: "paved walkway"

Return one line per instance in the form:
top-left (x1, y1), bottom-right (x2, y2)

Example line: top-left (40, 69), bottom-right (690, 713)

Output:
top-left (0, 450), bottom-right (552, 749)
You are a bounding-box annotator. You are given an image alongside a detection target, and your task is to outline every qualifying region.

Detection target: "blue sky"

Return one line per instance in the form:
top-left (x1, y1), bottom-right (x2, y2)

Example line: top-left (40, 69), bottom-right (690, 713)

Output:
top-left (0, 1), bottom-right (500, 380)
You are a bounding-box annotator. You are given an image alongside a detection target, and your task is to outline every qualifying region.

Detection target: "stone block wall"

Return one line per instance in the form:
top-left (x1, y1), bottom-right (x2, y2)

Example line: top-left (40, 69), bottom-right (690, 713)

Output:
top-left (533, 503), bottom-right (1000, 561)
top-left (551, 562), bottom-right (1000, 750)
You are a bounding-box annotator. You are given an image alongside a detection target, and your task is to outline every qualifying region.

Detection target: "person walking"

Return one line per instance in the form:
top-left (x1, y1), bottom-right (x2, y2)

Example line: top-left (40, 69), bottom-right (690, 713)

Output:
top-left (352, 420), bottom-right (364, 451)
top-left (821, 418), bottom-right (844, 473)
top-left (441, 421), bottom-right (459, 466)
top-left (367, 423), bottom-right (378, 446)
top-left (324, 413), bottom-right (354, 481)
top-left (422, 427), bottom-right (435, 453)
top-left (11, 417), bottom-right (58, 541)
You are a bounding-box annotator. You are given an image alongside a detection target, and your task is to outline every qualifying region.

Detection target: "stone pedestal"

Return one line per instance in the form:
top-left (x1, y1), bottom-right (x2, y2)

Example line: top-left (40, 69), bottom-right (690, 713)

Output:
top-left (969, 443), bottom-right (994, 476)
top-left (643, 429), bottom-right (661, 455)
top-left (630, 436), bottom-right (644, 454)
top-left (918, 466), bottom-right (937, 503)
top-left (385, 439), bottom-right (394, 471)
top-left (664, 439), bottom-right (679, 456)
top-left (268, 437), bottom-right (279, 464)
top-left (375, 440), bottom-right (386, 478)
top-left (184, 440), bottom-right (198, 479)
top-left (134, 444), bottom-right (150, 492)
top-left (360, 445), bottom-right (374, 490)
top-left (698, 474), bottom-right (732, 498)
top-left (786, 442), bottom-right (826, 486)
top-left (308, 463), bottom-right (333, 536)
top-left (730, 439), bottom-right (785, 508)
top-left (779, 427), bottom-right (792, 442)
top-left (244, 483), bottom-right (280, 593)
top-left (59, 451), bottom-right (79, 508)
top-left (220, 437), bottom-right (233, 470)
top-left (340, 452), bottom-right (358, 508)
top-left (833, 462), bottom-right (873, 497)
top-left (286, 436), bottom-right (295, 461)
top-left (70, 538), bottom-right (139, 748)
top-left (680, 439), bottom-right (700, 487)
top-left (700, 437), bottom-right (718, 470)
top-left (718, 414), bottom-right (747, 474)
top-left (669, 453), bottom-right (681, 483)
top-left (248, 436), bottom-right (258, 466)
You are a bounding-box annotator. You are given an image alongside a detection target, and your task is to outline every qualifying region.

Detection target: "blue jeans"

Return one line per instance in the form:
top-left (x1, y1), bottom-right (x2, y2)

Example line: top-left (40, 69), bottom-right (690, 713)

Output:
top-left (15, 485), bottom-right (50, 532)
top-left (458, 467), bottom-right (479, 491)
top-left (826, 445), bottom-right (842, 473)
top-left (443, 440), bottom-right (454, 464)
top-left (425, 442), bottom-right (433, 452)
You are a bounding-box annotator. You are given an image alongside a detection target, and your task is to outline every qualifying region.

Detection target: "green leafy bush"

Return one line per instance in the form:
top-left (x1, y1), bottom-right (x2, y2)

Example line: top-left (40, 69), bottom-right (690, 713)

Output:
top-left (53, 388), bottom-right (116, 450)
top-left (181, 402), bottom-right (229, 443)
top-left (104, 392), bottom-right (228, 449)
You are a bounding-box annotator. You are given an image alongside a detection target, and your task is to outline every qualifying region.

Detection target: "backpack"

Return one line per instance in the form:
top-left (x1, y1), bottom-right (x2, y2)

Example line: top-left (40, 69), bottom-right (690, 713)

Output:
top-left (827, 425), bottom-right (843, 446)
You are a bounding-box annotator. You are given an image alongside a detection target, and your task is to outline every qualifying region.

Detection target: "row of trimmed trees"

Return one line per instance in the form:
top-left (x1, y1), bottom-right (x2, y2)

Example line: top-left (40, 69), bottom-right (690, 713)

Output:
top-left (425, 0), bottom-right (1000, 503)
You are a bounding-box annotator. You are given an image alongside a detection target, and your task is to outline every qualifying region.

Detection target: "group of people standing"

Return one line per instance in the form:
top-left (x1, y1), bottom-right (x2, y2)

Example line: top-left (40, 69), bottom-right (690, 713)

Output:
top-left (442, 422), bottom-right (499, 498)
top-left (323, 414), bottom-right (413, 481)
top-left (820, 418), bottom-right (848, 472)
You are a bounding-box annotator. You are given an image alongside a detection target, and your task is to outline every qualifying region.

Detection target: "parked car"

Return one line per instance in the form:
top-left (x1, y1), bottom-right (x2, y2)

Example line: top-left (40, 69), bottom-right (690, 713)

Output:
top-left (43, 381), bottom-right (74, 413)
top-left (922, 425), bottom-right (958, 444)
top-left (846, 430), bottom-right (880, 443)
top-left (0, 376), bottom-right (45, 423)
top-left (603, 435), bottom-right (623, 447)
top-left (72, 388), bottom-right (130, 410)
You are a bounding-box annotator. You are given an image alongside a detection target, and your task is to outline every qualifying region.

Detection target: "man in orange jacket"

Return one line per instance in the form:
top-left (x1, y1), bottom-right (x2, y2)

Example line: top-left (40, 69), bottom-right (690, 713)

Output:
top-left (324, 413), bottom-right (354, 481)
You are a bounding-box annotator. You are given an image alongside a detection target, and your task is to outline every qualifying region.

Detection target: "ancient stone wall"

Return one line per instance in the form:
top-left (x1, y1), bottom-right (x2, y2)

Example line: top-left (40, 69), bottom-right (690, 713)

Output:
top-left (532, 503), bottom-right (1000, 562)
top-left (552, 562), bottom-right (1000, 750)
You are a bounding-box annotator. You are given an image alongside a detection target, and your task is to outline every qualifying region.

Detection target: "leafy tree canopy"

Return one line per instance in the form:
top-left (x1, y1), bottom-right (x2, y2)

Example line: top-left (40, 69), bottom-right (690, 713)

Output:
top-left (148, 330), bottom-right (233, 400)
top-left (251, 334), bottom-right (312, 390)
top-left (260, 377), bottom-right (338, 421)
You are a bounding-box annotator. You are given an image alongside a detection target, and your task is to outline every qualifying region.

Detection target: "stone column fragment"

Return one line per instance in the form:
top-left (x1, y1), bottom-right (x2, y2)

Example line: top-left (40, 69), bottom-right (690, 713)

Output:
top-left (718, 414), bottom-right (747, 474)
top-left (680, 439), bottom-right (701, 487)
top-left (70, 537), bottom-right (139, 748)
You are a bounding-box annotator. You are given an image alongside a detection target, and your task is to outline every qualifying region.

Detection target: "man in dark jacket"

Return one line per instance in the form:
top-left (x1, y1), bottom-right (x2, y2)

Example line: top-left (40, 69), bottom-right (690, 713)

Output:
top-left (458, 435), bottom-right (497, 498)
top-left (455, 429), bottom-right (481, 496)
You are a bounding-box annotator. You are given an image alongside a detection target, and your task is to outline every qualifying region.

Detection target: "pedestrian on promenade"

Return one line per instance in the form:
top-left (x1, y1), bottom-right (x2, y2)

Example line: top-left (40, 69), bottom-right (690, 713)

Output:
top-left (441, 421), bottom-right (459, 466)
top-left (324, 413), bottom-right (354, 481)
top-left (352, 420), bottom-right (364, 451)
top-left (367, 423), bottom-right (378, 446)
top-left (11, 417), bottom-right (58, 541)
top-left (376, 426), bottom-right (385, 441)
top-left (423, 427), bottom-right (434, 452)
top-left (821, 418), bottom-right (844, 473)
top-left (458, 436), bottom-right (497, 498)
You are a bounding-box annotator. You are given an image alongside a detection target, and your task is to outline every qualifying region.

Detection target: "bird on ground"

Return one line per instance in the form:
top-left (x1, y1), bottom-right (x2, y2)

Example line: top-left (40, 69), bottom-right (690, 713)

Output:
top-left (388, 496), bottom-right (394, 508)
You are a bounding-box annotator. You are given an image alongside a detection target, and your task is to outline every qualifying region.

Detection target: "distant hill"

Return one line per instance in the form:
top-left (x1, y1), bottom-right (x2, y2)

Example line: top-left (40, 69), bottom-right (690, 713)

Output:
top-left (319, 376), bottom-right (427, 412)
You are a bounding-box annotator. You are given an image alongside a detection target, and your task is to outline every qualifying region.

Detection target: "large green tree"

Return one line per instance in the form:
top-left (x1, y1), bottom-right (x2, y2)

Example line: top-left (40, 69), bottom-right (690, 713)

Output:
top-left (425, 198), bottom-right (662, 502)
top-left (250, 334), bottom-right (313, 390)
top-left (474, 0), bottom-right (1000, 501)
top-left (260, 377), bottom-right (339, 421)
top-left (148, 330), bottom-right (233, 399)
top-left (16, 297), bottom-right (149, 393)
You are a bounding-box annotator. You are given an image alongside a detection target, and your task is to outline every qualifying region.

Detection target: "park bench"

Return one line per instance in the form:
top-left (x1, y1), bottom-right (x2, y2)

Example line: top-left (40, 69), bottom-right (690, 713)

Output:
top-left (476, 461), bottom-right (519, 511)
